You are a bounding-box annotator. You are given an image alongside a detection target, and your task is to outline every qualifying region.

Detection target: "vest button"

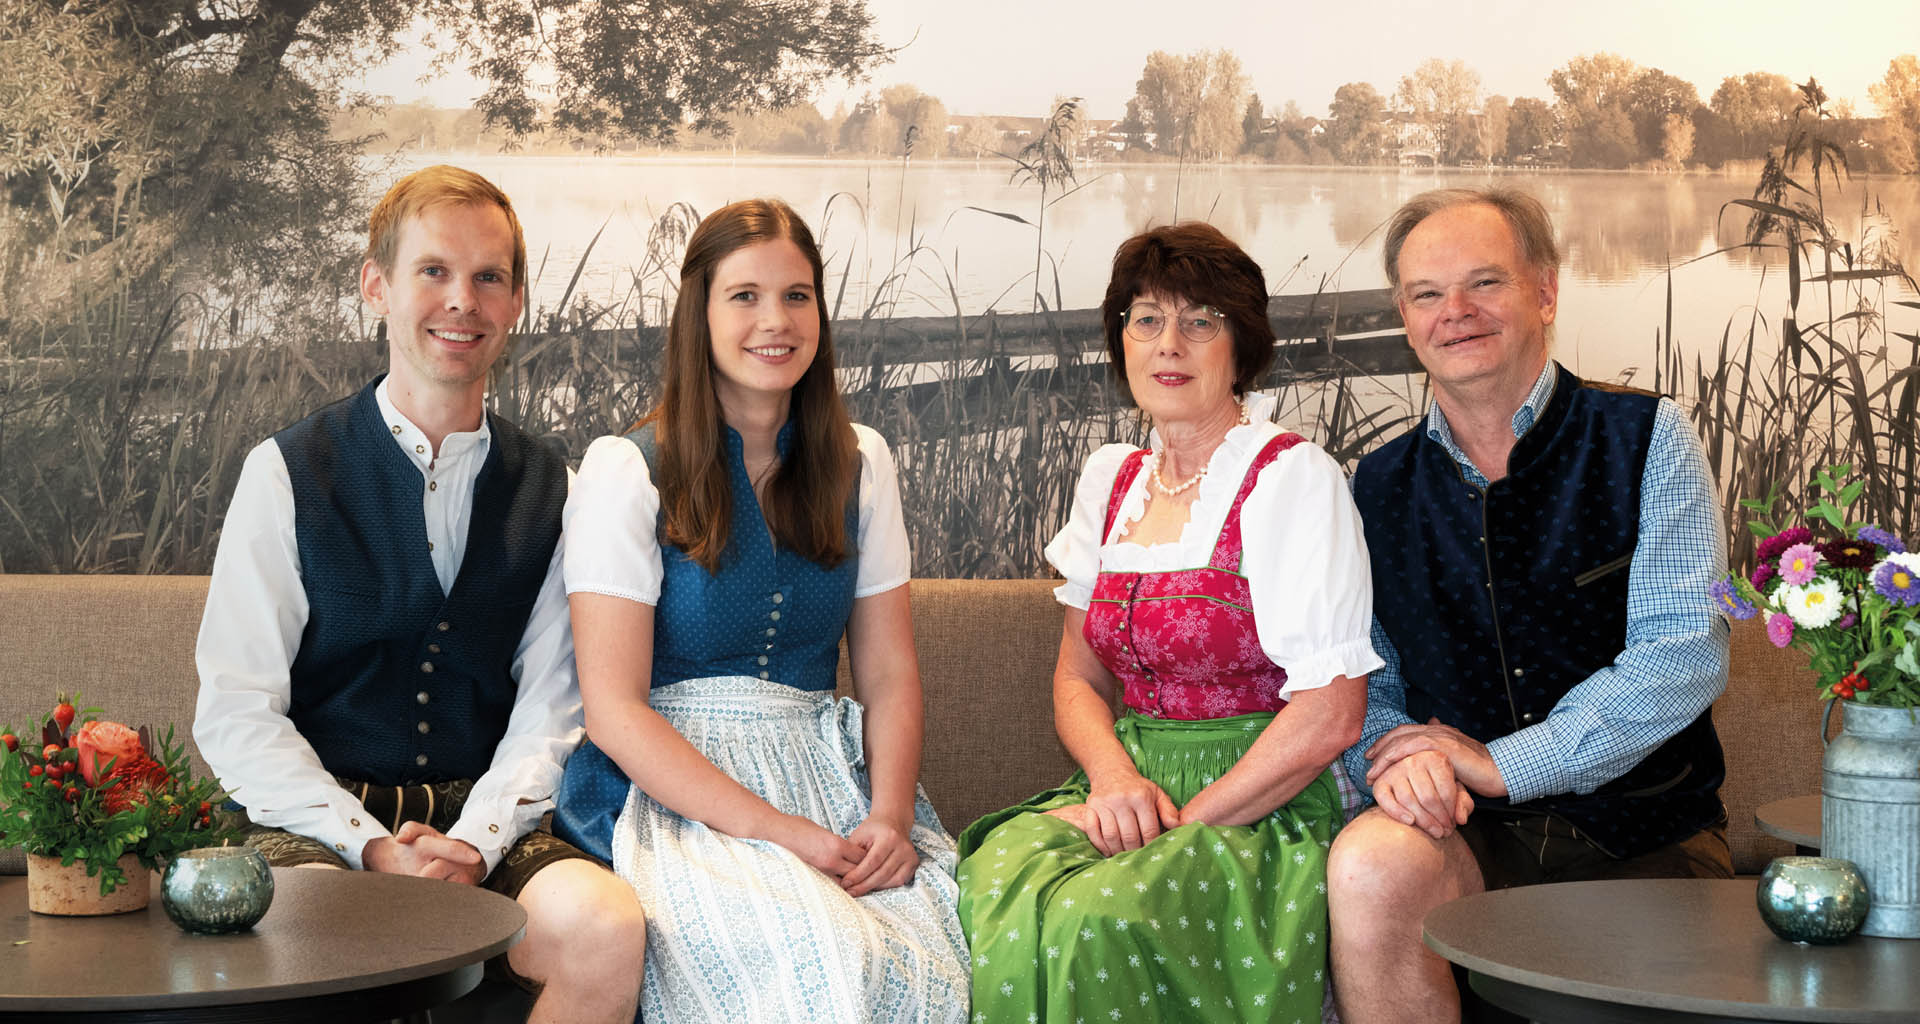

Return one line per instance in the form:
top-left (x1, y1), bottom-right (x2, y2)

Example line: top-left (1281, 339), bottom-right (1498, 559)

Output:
top-left (488, 824), bottom-right (499, 834)
top-left (1512, 668), bottom-right (1524, 677)
top-left (757, 655), bottom-right (769, 666)
top-left (417, 721), bottom-right (430, 734)
top-left (428, 643), bottom-right (441, 654)
top-left (1520, 712), bottom-right (1536, 724)
top-left (437, 621), bottom-right (451, 632)
top-left (759, 671), bottom-right (770, 680)
top-left (428, 480), bottom-right (438, 492)
top-left (416, 754), bottom-right (429, 766)
top-left (421, 661), bottom-right (435, 673)
top-left (770, 610), bottom-right (781, 621)
top-left (416, 691), bottom-right (430, 704)
top-left (350, 818), bottom-right (361, 827)
top-left (772, 592), bottom-right (784, 604)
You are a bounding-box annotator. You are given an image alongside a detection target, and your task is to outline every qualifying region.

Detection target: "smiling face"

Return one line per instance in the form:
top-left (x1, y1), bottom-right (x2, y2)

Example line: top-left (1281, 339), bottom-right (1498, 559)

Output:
top-left (1121, 289), bottom-right (1239, 429)
top-left (706, 238), bottom-right (821, 418)
top-left (361, 201), bottom-right (522, 407)
top-left (1394, 201), bottom-right (1557, 401)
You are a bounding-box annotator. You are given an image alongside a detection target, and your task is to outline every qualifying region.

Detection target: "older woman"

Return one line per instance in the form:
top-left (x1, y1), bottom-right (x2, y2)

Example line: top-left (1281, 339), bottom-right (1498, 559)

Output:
top-left (955, 222), bottom-right (1382, 1022)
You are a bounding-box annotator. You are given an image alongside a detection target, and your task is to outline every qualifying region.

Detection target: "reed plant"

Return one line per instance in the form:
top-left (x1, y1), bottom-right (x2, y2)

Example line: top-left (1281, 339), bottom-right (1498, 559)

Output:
top-left (1656, 80), bottom-right (1919, 566)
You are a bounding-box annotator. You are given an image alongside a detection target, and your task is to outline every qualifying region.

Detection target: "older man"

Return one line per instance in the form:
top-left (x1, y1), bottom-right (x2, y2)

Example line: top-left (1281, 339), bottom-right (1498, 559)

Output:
top-left (194, 165), bottom-right (645, 1022)
top-left (1327, 187), bottom-right (1732, 1024)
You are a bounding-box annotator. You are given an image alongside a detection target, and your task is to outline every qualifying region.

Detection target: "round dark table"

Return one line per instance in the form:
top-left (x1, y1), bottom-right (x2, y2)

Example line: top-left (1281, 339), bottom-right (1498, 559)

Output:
top-left (0, 868), bottom-right (525, 1023)
top-left (1424, 878), bottom-right (1920, 1023)
top-left (1754, 795), bottom-right (1822, 853)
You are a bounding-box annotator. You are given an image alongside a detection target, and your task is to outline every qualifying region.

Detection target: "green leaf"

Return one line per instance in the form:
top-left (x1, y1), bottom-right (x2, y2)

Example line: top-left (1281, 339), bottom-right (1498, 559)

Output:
top-left (1839, 480), bottom-right (1865, 506)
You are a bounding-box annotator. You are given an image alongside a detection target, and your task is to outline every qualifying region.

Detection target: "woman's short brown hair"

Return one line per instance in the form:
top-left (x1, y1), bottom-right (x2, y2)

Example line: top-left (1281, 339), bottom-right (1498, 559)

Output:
top-left (1099, 222), bottom-right (1274, 398)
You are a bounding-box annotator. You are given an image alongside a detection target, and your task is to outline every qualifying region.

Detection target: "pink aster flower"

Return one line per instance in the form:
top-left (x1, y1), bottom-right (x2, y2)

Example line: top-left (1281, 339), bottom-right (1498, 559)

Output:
top-left (1756, 526), bottom-right (1814, 567)
top-left (1766, 611), bottom-right (1796, 648)
top-left (1749, 562), bottom-right (1778, 590)
top-left (1777, 543), bottom-right (1821, 586)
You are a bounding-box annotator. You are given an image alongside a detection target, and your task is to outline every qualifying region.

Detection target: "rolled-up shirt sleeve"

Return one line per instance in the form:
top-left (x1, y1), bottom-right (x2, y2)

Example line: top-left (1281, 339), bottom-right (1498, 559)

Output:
top-left (1242, 440), bottom-right (1386, 696)
top-left (564, 435), bottom-right (665, 604)
top-left (1044, 443), bottom-right (1137, 609)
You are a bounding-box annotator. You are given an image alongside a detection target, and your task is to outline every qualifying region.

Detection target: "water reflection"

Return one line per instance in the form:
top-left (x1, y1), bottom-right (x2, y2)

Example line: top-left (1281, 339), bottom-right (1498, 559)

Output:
top-left (416, 155), bottom-right (1919, 377)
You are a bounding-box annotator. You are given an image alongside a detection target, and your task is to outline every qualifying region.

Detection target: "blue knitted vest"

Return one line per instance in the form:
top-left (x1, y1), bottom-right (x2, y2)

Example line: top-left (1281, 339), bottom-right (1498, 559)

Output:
top-left (275, 377), bottom-right (568, 785)
top-left (1351, 365), bottom-right (1724, 858)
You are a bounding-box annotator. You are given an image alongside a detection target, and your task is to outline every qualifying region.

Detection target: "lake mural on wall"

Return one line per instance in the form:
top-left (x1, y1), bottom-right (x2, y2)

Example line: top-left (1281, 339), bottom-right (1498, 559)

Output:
top-left (4, 2), bottom-right (1917, 575)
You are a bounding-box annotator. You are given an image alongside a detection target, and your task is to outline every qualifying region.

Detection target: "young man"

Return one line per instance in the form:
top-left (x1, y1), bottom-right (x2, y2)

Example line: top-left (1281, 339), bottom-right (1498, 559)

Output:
top-left (1327, 187), bottom-right (1732, 1023)
top-left (195, 165), bottom-right (645, 1022)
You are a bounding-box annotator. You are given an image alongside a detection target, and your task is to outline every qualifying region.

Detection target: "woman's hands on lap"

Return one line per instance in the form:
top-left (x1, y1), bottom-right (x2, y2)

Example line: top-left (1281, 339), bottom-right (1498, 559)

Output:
top-left (842, 814), bottom-right (921, 895)
top-left (1046, 772), bottom-right (1181, 857)
top-left (769, 812), bottom-right (866, 880)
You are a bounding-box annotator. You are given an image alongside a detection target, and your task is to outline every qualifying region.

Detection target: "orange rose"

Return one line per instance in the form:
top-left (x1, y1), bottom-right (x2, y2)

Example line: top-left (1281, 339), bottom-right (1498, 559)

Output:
top-left (74, 721), bottom-right (144, 787)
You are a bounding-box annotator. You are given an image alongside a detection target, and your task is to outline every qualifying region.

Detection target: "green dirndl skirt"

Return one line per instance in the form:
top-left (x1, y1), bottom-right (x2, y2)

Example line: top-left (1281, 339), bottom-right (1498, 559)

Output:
top-left (956, 711), bottom-right (1338, 1023)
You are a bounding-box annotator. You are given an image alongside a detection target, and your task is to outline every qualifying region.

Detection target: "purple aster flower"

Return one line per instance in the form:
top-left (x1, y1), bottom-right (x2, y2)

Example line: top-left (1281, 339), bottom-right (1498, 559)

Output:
top-left (1873, 557), bottom-right (1920, 607)
top-left (1709, 578), bottom-right (1758, 620)
top-left (1778, 543), bottom-right (1821, 585)
top-left (1858, 526), bottom-right (1907, 554)
top-left (1766, 611), bottom-right (1796, 648)
top-left (1750, 562), bottom-right (1778, 590)
top-left (1756, 526), bottom-right (1814, 566)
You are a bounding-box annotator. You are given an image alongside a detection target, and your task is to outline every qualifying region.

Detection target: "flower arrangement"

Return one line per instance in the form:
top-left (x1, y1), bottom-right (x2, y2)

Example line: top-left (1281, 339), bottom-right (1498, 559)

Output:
top-left (0, 695), bottom-right (231, 895)
top-left (1712, 466), bottom-right (1920, 707)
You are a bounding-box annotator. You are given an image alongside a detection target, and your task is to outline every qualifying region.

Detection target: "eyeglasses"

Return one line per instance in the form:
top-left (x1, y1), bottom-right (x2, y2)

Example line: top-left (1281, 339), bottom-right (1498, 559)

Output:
top-left (1123, 302), bottom-right (1225, 344)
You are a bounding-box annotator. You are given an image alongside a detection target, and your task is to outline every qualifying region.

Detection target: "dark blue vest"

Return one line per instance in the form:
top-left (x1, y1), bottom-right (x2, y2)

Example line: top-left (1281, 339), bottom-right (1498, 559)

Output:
top-left (1351, 365), bottom-right (1723, 858)
top-left (551, 419), bottom-right (861, 861)
top-left (274, 377), bottom-right (568, 785)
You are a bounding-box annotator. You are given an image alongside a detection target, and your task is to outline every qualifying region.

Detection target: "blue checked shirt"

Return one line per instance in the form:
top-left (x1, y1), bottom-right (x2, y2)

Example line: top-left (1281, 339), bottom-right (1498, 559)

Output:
top-left (1343, 362), bottom-right (1730, 805)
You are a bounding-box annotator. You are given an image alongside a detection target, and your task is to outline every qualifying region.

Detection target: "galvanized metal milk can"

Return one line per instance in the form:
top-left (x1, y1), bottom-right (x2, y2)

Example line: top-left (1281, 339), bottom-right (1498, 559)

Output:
top-left (1822, 702), bottom-right (1920, 938)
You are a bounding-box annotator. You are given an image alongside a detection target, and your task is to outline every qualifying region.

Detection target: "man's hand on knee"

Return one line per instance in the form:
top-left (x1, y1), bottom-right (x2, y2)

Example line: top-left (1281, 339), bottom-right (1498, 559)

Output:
top-left (1370, 750), bottom-right (1475, 839)
top-left (363, 821), bottom-right (485, 884)
top-left (1365, 718), bottom-right (1508, 798)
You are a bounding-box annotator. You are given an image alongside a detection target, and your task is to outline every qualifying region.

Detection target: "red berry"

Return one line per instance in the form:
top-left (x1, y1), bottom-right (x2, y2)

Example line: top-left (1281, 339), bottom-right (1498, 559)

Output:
top-left (22, 783), bottom-right (32, 792)
top-left (44, 766), bottom-right (62, 782)
top-left (41, 778), bottom-right (57, 789)
top-left (51, 703), bottom-right (75, 732)
top-left (1, 734), bottom-right (15, 752)
top-left (199, 801), bottom-right (212, 814)
top-left (27, 765), bottom-right (42, 777)
top-left (64, 788), bottom-right (78, 803)
top-left (41, 743), bottom-right (60, 760)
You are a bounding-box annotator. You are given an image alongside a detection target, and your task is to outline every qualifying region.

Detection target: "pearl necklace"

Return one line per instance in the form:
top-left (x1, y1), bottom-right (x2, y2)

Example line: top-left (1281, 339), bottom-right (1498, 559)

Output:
top-left (1150, 402), bottom-right (1250, 497)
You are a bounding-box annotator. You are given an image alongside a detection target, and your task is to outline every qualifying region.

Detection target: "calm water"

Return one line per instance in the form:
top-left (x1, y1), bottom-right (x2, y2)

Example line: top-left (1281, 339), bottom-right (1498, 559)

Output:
top-left (410, 155), bottom-right (1920, 385)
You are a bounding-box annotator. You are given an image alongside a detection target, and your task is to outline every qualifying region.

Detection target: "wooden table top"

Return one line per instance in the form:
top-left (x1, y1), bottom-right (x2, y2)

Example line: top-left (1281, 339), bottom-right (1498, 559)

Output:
top-left (1424, 879), bottom-right (1920, 1022)
top-left (0, 868), bottom-right (524, 1014)
top-left (1756, 795), bottom-right (1823, 850)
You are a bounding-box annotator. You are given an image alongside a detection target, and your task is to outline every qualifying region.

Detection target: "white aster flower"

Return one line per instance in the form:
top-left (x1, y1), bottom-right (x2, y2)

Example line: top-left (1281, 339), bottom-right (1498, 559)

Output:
top-left (1779, 577), bottom-right (1845, 628)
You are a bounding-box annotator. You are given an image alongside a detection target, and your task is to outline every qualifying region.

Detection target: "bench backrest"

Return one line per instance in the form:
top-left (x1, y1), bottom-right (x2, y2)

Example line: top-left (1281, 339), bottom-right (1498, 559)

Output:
top-left (0, 574), bottom-right (1825, 875)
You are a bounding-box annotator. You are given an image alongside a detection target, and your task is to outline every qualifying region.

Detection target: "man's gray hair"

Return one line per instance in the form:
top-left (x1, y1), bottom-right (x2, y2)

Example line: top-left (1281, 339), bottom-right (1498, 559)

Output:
top-left (1382, 187), bottom-right (1561, 290)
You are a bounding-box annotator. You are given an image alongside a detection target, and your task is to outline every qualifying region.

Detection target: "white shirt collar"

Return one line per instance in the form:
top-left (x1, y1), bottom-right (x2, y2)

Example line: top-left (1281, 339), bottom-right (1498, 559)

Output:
top-left (374, 378), bottom-right (492, 471)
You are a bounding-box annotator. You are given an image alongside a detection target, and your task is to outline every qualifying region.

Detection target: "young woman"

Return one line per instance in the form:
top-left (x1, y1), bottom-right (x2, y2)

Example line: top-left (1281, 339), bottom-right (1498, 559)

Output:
top-left (553, 199), bottom-right (969, 1022)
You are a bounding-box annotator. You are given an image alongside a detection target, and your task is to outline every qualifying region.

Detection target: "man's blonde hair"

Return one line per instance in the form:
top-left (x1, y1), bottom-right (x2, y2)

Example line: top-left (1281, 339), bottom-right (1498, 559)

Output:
top-left (365, 165), bottom-right (527, 293)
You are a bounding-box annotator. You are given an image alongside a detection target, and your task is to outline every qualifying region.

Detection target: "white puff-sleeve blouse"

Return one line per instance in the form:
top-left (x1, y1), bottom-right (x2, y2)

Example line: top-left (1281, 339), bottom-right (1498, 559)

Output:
top-left (562, 423), bottom-right (912, 603)
top-left (1043, 418), bottom-right (1384, 696)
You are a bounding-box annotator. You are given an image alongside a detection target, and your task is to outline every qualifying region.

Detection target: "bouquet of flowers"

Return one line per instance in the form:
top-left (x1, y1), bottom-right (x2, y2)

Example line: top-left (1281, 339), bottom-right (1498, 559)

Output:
top-left (1712, 466), bottom-right (1920, 707)
top-left (0, 695), bottom-right (231, 895)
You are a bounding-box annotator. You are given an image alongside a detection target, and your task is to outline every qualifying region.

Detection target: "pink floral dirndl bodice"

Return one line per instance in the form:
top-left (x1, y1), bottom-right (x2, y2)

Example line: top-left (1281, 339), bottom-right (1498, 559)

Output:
top-left (1083, 433), bottom-right (1306, 720)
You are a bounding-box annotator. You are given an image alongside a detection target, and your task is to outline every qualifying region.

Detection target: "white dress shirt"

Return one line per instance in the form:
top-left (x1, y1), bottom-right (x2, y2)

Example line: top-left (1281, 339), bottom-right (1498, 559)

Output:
top-left (194, 380), bottom-right (580, 873)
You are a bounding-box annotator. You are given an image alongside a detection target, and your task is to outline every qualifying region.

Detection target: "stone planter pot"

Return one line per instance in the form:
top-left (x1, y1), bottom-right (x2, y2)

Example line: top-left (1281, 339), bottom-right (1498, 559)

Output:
top-left (1823, 702), bottom-right (1920, 938)
top-left (25, 852), bottom-right (150, 916)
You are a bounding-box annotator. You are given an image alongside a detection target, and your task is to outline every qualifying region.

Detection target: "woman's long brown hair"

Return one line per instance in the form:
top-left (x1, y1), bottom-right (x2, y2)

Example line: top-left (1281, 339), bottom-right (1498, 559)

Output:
top-left (646, 198), bottom-right (858, 573)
